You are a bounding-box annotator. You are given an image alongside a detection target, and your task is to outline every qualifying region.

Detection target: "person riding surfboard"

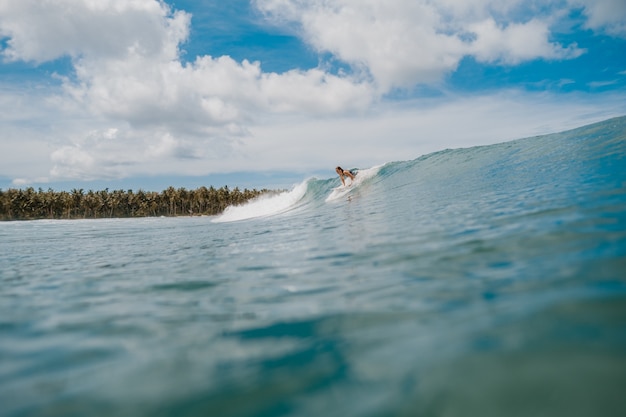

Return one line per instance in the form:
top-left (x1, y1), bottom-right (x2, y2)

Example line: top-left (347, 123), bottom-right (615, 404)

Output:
top-left (336, 166), bottom-right (356, 186)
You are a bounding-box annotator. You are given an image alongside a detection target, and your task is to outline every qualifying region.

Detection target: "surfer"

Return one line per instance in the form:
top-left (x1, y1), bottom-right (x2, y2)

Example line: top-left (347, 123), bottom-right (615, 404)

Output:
top-left (335, 166), bottom-right (356, 186)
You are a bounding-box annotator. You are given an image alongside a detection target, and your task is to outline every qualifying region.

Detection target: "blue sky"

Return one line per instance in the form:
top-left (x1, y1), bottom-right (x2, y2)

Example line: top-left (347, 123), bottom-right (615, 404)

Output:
top-left (1, 0), bottom-right (625, 191)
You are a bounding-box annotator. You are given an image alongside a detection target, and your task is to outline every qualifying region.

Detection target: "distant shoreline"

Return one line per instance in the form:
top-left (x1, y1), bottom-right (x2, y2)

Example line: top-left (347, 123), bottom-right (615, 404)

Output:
top-left (0, 185), bottom-right (275, 221)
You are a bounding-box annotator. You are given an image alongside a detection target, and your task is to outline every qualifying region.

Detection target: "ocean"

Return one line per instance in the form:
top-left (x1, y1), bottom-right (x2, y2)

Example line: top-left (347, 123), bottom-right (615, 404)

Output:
top-left (1, 116), bottom-right (625, 417)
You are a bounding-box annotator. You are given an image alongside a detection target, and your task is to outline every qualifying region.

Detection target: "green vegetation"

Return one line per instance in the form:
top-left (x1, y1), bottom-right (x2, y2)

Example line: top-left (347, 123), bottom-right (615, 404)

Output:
top-left (0, 186), bottom-right (271, 221)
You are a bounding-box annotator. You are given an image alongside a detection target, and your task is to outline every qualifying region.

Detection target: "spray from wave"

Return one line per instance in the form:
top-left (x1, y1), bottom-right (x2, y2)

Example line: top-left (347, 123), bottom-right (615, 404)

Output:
top-left (212, 180), bottom-right (310, 223)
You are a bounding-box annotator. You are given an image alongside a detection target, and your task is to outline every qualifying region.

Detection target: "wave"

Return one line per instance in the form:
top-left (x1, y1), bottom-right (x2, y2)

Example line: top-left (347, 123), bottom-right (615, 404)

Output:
top-left (213, 164), bottom-right (385, 222)
top-left (212, 180), bottom-right (310, 222)
top-left (213, 116), bottom-right (626, 223)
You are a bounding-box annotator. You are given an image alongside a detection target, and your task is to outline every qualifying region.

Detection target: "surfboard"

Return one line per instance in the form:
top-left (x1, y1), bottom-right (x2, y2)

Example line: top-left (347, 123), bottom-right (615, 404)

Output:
top-left (326, 184), bottom-right (353, 201)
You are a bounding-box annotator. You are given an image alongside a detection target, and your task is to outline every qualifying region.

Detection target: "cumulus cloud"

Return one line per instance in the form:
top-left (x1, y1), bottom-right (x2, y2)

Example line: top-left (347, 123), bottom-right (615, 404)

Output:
top-left (1, 0), bottom-right (373, 120)
top-left (67, 54), bottom-right (373, 134)
top-left (469, 18), bottom-right (584, 64)
top-left (0, 0), bottom-right (187, 62)
top-left (0, 0), bottom-right (373, 182)
top-left (569, 0), bottom-right (626, 37)
top-left (48, 127), bottom-right (205, 180)
top-left (254, 0), bottom-right (585, 91)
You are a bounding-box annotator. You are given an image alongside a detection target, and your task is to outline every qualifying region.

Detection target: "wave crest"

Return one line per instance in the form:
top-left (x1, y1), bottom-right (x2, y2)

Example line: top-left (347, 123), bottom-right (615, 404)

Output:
top-left (212, 180), bottom-right (310, 222)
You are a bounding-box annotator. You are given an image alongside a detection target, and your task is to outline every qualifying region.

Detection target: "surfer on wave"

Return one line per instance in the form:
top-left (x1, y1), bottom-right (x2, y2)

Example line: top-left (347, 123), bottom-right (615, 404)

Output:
top-left (336, 166), bottom-right (356, 186)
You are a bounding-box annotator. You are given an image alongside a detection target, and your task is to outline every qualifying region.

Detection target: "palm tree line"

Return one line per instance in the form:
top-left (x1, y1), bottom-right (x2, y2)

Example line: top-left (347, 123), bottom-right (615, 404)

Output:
top-left (0, 185), bottom-right (273, 220)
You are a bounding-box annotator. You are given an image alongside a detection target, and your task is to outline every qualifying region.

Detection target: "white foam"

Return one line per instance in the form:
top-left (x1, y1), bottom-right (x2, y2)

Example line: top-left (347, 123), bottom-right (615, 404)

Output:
top-left (325, 165), bottom-right (382, 202)
top-left (212, 180), bottom-right (309, 223)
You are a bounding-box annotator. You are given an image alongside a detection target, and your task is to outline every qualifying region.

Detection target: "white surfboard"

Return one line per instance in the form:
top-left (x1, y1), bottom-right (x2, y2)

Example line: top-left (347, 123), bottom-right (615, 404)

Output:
top-left (325, 182), bottom-right (356, 202)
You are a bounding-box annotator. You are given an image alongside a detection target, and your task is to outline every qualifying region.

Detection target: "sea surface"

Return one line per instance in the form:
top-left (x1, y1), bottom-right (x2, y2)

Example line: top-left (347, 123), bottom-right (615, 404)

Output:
top-left (1, 117), bottom-right (626, 417)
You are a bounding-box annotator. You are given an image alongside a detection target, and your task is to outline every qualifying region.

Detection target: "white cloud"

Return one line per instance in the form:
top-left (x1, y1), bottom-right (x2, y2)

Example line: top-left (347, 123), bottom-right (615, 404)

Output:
top-left (569, 0), bottom-right (626, 37)
top-left (469, 18), bottom-right (584, 64)
top-left (47, 128), bottom-right (192, 180)
top-left (254, 0), bottom-right (584, 91)
top-left (0, 0), bottom-right (187, 63)
top-left (587, 80), bottom-right (619, 88)
top-left (50, 145), bottom-right (97, 180)
top-left (1, 0), bottom-right (372, 122)
top-left (68, 54), bottom-right (372, 131)
top-left (0, 0), bottom-right (373, 183)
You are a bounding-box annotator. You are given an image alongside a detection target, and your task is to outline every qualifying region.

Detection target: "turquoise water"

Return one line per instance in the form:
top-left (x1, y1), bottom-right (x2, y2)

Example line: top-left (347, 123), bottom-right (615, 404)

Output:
top-left (1, 117), bottom-right (626, 417)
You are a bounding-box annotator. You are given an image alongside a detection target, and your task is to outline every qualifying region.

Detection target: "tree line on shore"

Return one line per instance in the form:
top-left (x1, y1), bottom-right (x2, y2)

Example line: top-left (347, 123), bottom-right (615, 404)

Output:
top-left (0, 185), bottom-right (272, 221)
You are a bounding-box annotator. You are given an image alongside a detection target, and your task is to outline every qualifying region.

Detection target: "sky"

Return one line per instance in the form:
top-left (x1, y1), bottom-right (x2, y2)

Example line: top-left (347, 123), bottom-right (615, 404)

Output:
top-left (1, 0), bottom-right (625, 191)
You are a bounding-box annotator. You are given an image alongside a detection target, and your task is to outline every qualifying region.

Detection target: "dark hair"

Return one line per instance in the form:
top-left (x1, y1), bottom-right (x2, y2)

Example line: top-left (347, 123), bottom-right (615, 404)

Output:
top-left (336, 166), bottom-right (343, 171)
